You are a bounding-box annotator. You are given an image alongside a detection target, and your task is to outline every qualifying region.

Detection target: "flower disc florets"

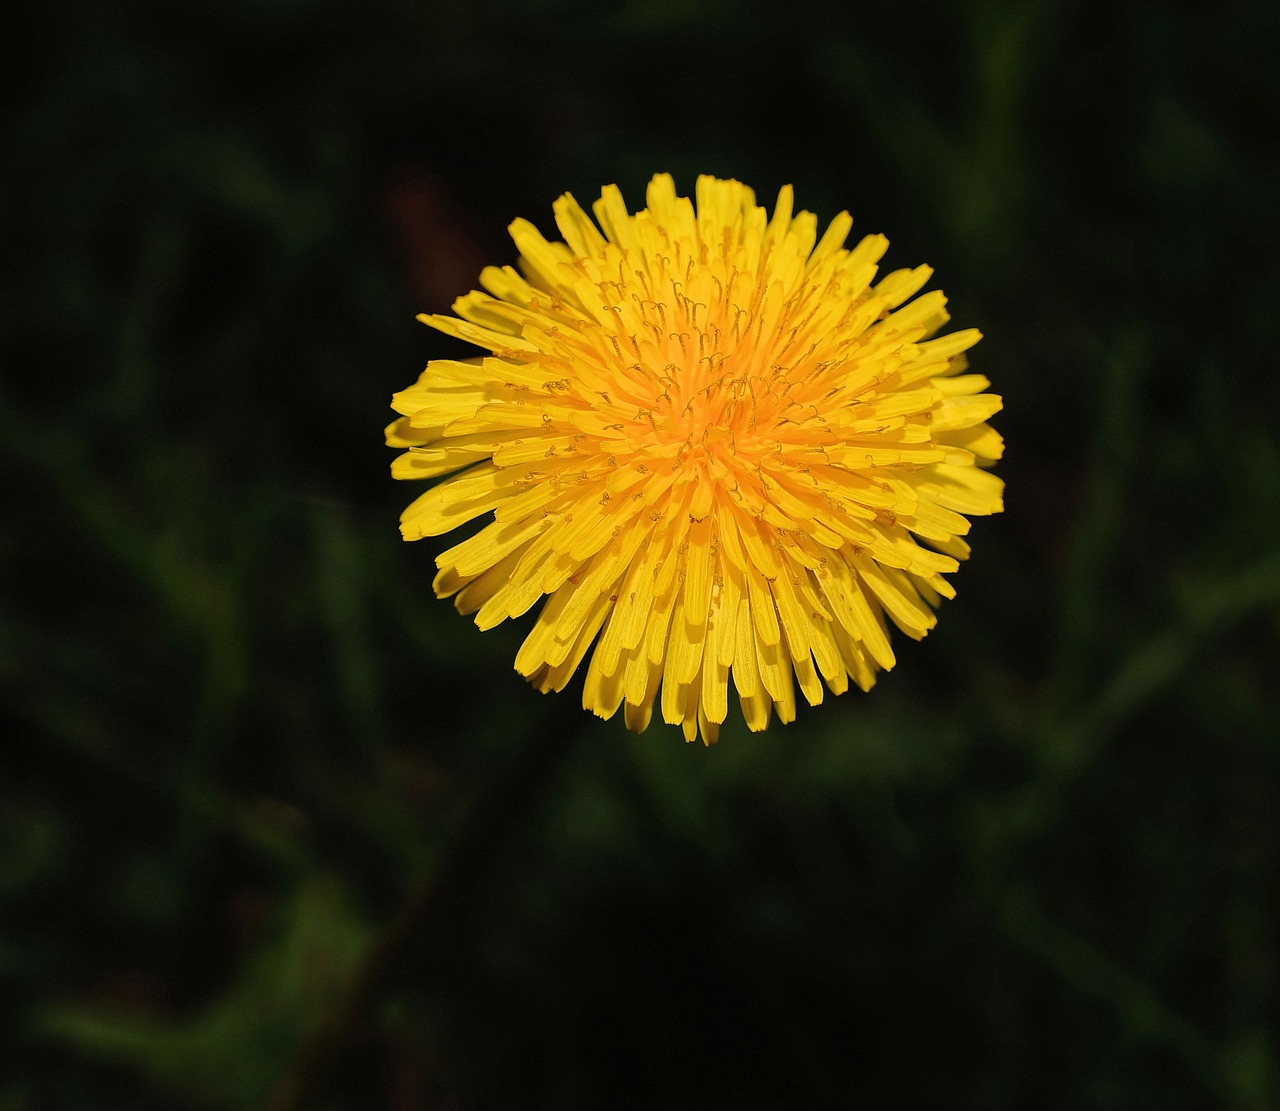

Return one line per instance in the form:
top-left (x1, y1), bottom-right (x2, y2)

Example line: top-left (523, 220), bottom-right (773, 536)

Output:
top-left (389, 174), bottom-right (1003, 743)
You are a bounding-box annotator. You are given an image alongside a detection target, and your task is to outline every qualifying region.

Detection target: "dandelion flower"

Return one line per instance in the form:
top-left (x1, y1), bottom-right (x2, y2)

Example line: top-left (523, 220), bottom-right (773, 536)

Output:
top-left (389, 174), bottom-right (1003, 743)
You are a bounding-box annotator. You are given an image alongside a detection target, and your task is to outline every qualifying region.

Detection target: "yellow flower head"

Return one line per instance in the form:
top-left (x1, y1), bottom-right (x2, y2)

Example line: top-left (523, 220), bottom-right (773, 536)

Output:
top-left (389, 174), bottom-right (1003, 744)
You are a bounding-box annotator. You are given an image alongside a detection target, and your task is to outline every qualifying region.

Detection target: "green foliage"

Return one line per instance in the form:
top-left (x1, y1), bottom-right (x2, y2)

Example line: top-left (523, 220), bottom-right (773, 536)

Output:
top-left (3, 0), bottom-right (1279, 1106)
top-left (39, 877), bottom-right (368, 1109)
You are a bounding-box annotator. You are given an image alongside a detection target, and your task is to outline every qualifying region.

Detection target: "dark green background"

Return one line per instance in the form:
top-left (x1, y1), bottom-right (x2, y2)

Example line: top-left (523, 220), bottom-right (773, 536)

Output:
top-left (3, 0), bottom-right (1279, 1107)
